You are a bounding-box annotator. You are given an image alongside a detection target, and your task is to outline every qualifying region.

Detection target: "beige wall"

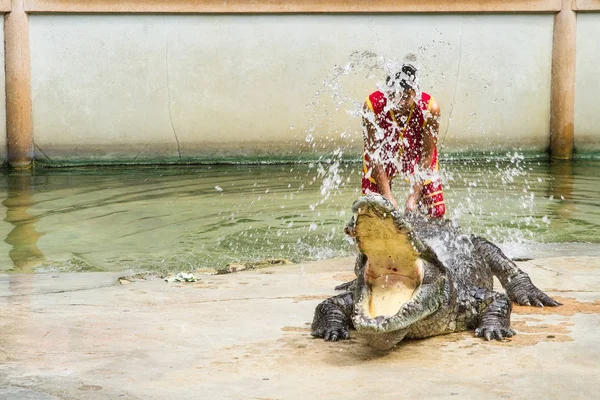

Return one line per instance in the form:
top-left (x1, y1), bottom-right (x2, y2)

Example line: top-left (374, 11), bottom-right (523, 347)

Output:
top-left (0, 20), bottom-right (6, 163)
top-left (29, 14), bottom-right (554, 163)
top-left (575, 13), bottom-right (600, 154)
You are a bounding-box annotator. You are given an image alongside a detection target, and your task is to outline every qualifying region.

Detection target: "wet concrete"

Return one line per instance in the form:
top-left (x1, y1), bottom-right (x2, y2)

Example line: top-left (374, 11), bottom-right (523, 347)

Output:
top-left (0, 257), bottom-right (599, 399)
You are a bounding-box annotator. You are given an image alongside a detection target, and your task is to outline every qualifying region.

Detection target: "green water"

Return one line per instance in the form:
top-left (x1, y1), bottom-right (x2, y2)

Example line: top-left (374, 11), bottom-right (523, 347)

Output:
top-left (1, 159), bottom-right (599, 274)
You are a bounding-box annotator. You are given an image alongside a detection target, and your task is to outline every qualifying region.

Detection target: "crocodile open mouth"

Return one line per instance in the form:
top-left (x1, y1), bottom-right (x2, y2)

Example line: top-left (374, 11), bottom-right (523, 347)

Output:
top-left (346, 195), bottom-right (431, 333)
top-left (353, 208), bottom-right (423, 316)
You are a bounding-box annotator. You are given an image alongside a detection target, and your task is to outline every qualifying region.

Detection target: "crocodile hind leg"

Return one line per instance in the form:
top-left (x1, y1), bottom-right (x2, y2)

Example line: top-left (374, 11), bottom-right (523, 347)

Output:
top-left (471, 236), bottom-right (561, 307)
top-left (462, 286), bottom-right (516, 341)
top-left (311, 292), bottom-right (354, 341)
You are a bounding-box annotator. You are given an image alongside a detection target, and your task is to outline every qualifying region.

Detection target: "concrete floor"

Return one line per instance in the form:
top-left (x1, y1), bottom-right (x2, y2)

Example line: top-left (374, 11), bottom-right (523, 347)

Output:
top-left (0, 256), bottom-right (599, 399)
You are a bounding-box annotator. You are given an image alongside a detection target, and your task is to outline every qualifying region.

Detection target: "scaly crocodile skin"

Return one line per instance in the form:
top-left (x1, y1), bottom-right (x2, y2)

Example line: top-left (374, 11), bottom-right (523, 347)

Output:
top-left (311, 195), bottom-right (560, 350)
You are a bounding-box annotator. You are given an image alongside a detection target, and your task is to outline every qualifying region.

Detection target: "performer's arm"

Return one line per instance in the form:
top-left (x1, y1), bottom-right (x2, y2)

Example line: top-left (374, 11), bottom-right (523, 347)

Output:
top-left (406, 99), bottom-right (441, 212)
top-left (362, 102), bottom-right (398, 209)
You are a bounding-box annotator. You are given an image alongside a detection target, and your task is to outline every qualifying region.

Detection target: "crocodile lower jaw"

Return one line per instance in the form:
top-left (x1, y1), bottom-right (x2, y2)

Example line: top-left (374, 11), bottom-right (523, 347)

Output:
top-left (366, 259), bottom-right (423, 318)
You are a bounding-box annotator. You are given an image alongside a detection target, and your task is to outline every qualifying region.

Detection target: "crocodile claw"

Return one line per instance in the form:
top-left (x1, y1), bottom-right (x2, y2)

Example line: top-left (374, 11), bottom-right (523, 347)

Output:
top-left (475, 327), bottom-right (516, 341)
top-left (506, 275), bottom-right (562, 307)
top-left (311, 327), bottom-right (350, 342)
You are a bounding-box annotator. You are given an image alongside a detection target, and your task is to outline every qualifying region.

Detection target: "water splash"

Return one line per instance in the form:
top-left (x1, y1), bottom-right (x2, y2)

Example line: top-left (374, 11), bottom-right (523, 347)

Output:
top-left (300, 50), bottom-right (554, 260)
top-left (443, 154), bottom-right (552, 255)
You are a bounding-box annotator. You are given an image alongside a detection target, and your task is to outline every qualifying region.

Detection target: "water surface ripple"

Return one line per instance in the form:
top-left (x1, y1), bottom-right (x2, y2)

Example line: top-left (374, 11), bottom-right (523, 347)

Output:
top-left (1, 160), bottom-right (599, 273)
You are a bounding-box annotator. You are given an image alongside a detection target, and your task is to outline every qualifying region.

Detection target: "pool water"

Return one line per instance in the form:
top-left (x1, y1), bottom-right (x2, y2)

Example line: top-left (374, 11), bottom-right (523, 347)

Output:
top-left (1, 159), bottom-right (599, 273)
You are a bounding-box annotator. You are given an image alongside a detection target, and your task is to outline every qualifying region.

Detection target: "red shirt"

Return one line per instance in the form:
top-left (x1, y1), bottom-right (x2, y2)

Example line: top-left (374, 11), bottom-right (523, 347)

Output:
top-left (362, 90), bottom-right (439, 193)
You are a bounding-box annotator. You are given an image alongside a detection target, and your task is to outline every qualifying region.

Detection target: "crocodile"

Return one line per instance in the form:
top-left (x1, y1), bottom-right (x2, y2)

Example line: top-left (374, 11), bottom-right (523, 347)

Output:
top-left (311, 194), bottom-right (560, 350)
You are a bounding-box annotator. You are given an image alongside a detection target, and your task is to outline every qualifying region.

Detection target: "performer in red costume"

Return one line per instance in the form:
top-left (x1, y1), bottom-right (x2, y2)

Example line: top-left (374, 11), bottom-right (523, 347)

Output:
top-left (361, 61), bottom-right (445, 218)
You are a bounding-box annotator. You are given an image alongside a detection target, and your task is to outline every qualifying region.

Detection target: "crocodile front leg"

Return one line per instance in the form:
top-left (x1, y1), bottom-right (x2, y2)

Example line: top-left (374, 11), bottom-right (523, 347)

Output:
top-left (471, 236), bottom-right (561, 307)
top-left (311, 292), bottom-right (354, 341)
top-left (334, 253), bottom-right (367, 291)
top-left (334, 280), bottom-right (356, 291)
top-left (461, 287), bottom-right (516, 341)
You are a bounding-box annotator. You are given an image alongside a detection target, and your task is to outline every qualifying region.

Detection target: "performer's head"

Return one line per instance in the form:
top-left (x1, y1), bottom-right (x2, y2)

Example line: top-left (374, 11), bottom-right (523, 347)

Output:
top-left (386, 59), bottom-right (418, 107)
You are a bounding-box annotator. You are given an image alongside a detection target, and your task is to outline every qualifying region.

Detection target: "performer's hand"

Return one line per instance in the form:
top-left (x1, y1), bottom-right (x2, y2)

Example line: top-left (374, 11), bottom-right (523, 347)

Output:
top-left (384, 194), bottom-right (399, 210)
top-left (405, 193), bottom-right (418, 213)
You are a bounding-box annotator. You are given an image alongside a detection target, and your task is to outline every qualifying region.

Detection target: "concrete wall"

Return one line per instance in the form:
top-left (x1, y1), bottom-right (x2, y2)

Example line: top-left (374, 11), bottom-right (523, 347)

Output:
top-left (0, 20), bottom-right (6, 163)
top-left (29, 14), bottom-right (554, 163)
top-left (574, 13), bottom-right (600, 154)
